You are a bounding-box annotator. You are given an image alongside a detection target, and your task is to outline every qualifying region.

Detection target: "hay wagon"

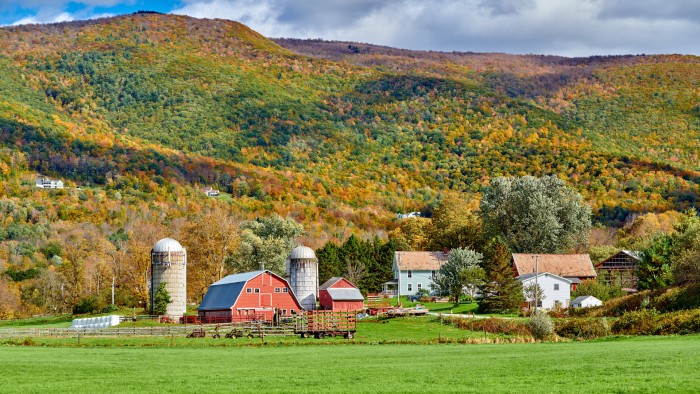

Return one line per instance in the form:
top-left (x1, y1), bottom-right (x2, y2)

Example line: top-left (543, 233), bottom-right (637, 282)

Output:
top-left (294, 310), bottom-right (357, 339)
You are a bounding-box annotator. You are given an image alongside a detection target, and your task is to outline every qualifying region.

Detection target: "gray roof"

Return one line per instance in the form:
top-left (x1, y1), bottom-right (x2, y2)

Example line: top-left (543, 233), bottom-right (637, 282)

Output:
top-left (516, 272), bottom-right (572, 283)
top-left (319, 277), bottom-right (343, 290)
top-left (197, 271), bottom-right (266, 311)
top-left (571, 295), bottom-right (601, 304)
top-left (326, 288), bottom-right (364, 301)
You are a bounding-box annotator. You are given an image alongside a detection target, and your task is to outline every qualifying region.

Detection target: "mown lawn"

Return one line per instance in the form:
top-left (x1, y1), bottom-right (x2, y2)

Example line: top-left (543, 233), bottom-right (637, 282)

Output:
top-left (0, 335), bottom-right (698, 393)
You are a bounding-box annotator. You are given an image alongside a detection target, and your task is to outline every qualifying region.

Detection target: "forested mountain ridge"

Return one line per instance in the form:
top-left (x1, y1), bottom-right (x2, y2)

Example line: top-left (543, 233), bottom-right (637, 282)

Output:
top-left (0, 12), bottom-right (699, 240)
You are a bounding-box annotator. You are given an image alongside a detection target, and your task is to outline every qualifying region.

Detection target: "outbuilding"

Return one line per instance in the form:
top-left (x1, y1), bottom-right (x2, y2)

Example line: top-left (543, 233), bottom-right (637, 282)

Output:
top-left (197, 270), bottom-right (302, 323)
top-left (571, 295), bottom-right (603, 308)
top-left (319, 277), bottom-right (365, 311)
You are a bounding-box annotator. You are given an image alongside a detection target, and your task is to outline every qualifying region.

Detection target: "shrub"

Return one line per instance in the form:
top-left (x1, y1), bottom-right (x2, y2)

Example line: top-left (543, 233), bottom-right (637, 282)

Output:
top-left (72, 296), bottom-right (101, 315)
top-left (555, 318), bottom-right (611, 339)
top-left (444, 316), bottom-right (531, 336)
top-left (100, 304), bottom-right (119, 313)
top-left (528, 313), bottom-right (554, 340)
top-left (612, 309), bottom-right (658, 335)
top-left (654, 309), bottom-right (700, 335)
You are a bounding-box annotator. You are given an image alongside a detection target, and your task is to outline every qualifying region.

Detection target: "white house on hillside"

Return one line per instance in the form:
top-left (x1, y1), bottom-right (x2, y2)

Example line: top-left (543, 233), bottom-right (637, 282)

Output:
top-left (35, 177), bottom-right (64, 189)
top-left (516, 272), bottom-right (571, 309)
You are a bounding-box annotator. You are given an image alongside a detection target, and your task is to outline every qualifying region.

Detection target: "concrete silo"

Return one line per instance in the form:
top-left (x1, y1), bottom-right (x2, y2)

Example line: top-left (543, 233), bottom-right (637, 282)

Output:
top-left (151, 238), bottom-right (187, 319)
top-left (286, 245), bottom-right (318, 310)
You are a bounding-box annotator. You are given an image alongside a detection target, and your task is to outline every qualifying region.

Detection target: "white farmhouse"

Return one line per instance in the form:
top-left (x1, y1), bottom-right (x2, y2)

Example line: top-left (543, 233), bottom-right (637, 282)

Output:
top-left (516, 272), bottom-right (571, 309)
top-left (571, 295), bottom-right (603, 308)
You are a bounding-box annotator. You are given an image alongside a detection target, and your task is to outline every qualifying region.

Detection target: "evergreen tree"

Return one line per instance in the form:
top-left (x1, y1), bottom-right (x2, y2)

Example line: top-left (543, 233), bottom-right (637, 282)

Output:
top-left (152, 282), bottom-right (171, 315)
top-left (478, 239), bottom-right (523, 313)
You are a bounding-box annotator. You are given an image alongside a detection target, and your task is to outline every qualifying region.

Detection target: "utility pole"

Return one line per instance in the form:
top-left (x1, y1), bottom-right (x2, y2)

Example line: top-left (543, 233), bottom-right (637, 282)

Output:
top-left (532, 255), bottom-right (539, 314)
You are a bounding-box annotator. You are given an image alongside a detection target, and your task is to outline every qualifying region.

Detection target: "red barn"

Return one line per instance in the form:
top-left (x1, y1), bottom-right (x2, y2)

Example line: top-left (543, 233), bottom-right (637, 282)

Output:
top-left (319, 277), bottom-right (365, 311)
top-left (197, 270), bottom-right (302, 322)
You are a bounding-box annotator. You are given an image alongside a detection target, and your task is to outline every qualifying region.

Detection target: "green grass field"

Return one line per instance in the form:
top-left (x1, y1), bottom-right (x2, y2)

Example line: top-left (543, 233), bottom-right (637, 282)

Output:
top-left (0, 335), bottom-right (698, 393)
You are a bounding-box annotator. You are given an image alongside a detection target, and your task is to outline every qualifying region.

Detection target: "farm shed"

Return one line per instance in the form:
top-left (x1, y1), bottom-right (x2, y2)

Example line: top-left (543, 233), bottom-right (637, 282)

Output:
top-left (511, 254), bottom-right (596, 291)
top-left (516, 272), bottom-right (571, 310)
top-left (319, 277), bottom-right (365, 311)
top-left (197, 270), bottom-right (302, 322)
top-left (571, 295), bottom-right (603, 308)
top-left (595, 250), bottom-right (641, 290)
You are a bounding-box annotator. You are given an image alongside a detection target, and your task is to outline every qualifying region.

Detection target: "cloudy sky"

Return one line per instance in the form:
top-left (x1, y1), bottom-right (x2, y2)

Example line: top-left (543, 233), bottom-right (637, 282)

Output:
top-left (1, 0), bottom-right (699, 57)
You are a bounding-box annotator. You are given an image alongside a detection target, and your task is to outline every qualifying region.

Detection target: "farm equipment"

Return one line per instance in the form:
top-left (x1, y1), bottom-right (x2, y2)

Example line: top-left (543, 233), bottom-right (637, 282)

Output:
top-left (295, 311), bottom-right (357, 339)
top-left (186, 328), bottom-right (206, 338)
top-left (365, 298), bottom-right (394, 316)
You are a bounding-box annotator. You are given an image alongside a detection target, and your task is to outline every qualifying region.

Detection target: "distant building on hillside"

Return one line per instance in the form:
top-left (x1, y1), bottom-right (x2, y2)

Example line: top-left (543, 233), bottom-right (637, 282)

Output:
top-left (397, 212), bottom-right (421, 219)
top-left (35, 177), bottom-right (64, 189)
top-left (517, 272), bottom-right (572, 310)
top-left (201, 186), bottom-right (219, 196)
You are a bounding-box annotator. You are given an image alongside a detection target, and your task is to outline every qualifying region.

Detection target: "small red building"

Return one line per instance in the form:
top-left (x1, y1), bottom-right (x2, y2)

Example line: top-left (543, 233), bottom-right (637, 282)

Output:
top-left (319, 277), bottom-right (365, 311)
top-left (197, 270), bottom-right (302, 322)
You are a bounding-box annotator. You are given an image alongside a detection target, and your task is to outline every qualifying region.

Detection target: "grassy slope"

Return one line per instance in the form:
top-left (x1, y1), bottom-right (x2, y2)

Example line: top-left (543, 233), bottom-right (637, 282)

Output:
top-left (0, 335), bottom-right (698, 393)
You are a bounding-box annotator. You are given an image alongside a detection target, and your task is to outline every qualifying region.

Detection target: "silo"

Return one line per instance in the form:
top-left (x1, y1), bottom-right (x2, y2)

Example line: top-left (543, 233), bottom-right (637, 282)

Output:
top-left (151, 238), bottom-right (187, 319)
top-left (287, 245), bottom-right (318, 310)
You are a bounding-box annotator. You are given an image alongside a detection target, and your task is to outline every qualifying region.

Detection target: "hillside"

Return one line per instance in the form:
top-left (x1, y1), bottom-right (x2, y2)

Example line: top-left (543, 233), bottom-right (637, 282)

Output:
top-left (0, 12), bottom-right (699, 237)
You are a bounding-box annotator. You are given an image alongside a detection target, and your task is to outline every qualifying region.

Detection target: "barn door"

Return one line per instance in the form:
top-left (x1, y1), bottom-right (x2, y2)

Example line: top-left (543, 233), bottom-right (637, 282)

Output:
top-left (261, 294), bottom-right (272, 307)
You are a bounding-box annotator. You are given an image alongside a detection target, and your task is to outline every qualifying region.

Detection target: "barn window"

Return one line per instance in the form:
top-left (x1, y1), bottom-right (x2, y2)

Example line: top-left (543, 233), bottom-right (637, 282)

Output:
top-left (254, 288), bottom-right (260, 293)
top-left (246, 288), bottom-right (252, 293)
top-left (554, 284), bottom-right (560, 291)
top-left (407, 283), bottom-right (413, 292)
top-left (275, 288), bottom-right (281, 293)
top-left (282, 309), bottom-right (287, 316)
top-left (283, 288), bottom-right (289, 293)
top-left (407, 270), bottom-right (412, 278)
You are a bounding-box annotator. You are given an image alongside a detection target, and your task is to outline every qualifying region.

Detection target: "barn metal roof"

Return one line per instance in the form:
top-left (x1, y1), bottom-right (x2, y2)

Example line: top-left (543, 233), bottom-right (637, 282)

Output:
top-left (326, 288), bottom-right (364, 301)
top-left (319, 277), bottom-right (343, 290)
top-left (197, 271), bottom-right (265, 311)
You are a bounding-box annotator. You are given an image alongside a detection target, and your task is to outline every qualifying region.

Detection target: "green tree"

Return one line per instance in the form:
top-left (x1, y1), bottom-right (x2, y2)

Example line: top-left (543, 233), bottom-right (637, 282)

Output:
top-left (427, 196), bottom-right (482, 251)
top-left (637, 235), bottom-right (674, 290)
top-left (523, 282), bottom-right (546, 310)
top-left (152, 282), bottom-right (171, 315)
top-left (572, 279), bottom-right (625, 301)
top-left (478, 239), bottom-right (523, 313)
top-left (480, 176), bottom-right (591, 253)
top-left (234, 214), bottom-right (304, 275)
top-left (434, 247), bottom-right (483, 303)
top-left (459, 265), bottom-right (486, 303)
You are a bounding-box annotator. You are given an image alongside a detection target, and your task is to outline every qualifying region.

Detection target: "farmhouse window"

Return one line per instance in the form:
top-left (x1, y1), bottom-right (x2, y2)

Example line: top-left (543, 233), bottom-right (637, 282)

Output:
top-left (408, 270), bottom-right (412, 278)
top-left (554, 284), bottom-right (560, 291)
top-left (431, 270), bottom-right (436, 279)
top-left (417, 283), bottom-right (422, 290)
top-left (407, 283), bottom-right (413, 292)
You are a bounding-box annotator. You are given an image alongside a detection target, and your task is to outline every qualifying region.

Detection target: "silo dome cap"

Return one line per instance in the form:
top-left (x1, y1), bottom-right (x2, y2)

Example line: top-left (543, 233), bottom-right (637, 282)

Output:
top-left (289, 245), bottom-right (316, 260)
top-left (153, 238), bottom-right (185, 253)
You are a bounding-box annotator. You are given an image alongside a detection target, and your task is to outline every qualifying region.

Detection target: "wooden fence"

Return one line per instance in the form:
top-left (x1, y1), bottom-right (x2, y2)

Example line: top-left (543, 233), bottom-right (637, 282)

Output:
top-left (0, 321), bottom-right (296, 339)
